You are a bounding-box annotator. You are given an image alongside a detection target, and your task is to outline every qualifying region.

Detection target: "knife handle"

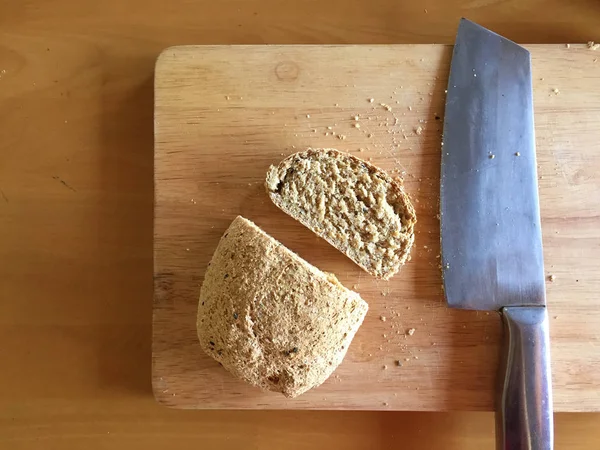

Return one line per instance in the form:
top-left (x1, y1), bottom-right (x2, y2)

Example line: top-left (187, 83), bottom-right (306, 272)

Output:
top-left (498, 306), bottom-right (553, 450)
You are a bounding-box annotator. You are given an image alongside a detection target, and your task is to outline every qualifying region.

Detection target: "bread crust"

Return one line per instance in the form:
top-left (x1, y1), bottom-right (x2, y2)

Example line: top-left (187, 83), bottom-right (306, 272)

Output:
top-left (197, 216), bottom-right (369, 398)
top-left (266, 148), bottom-right (416, 280)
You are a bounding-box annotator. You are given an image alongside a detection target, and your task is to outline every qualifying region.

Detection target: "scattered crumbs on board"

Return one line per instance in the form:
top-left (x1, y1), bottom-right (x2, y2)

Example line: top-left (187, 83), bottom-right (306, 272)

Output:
top-left (548, 274), bottom-right (556, 282)
top-left (588, 41), bottom-right (600, 50)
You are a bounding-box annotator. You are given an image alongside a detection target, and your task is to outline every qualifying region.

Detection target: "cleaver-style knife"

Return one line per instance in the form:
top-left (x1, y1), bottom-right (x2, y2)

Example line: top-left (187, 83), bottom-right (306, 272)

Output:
top-left (441, 19), bottom-right (553, 450)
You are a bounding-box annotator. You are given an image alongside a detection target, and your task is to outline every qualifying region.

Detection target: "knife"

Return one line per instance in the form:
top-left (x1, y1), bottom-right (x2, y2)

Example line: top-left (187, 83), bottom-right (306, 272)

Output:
top-left (441, 19), bottom-right (553, 450)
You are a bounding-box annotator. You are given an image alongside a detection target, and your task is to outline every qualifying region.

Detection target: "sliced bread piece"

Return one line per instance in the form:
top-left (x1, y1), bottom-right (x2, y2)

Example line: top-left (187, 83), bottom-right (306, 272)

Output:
top-left (197, 216), bottom-right (368, 398)
top-left (265, 148), bottom-right (416, 280)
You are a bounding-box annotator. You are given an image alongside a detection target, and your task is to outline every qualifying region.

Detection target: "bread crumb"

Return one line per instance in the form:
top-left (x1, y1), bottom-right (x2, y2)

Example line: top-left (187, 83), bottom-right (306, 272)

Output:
top-left (380, 315), bottom-right (387, 322)
top-left (367, 133), bottom-right (373, 138)
top-left (306, 114), bottom-right (311, 118)
top-left (353, 123), bottom-right (360, 129)
top-left (588, 41), bottom-right (600, 50)
top-left (395, 360), bottom-right (402, 367)
top-left (553, 88), bottom-right (560, 95)
top-left (353, 115), bottom-right (359, 121)
top-left (414, 126), bottom-right (423, 135)
top-left (414, 356), bottom-right (419, 360)
top-left (489, 154), bottom-right (495, 159)
top-left (553, 316), bottom-right (558, 319)
top-left (408, 106), bottom-right (412, 111)
top-left (515, 152), bottom-right (521, 156)
top-left (383, 365), bottom-right (388, 370)
top-left (381, 291), bottom-right (388, 297)
top-left (383, 402), bottom-right (389, 406)
top-left (369, 98), bottom-right (374, 103)
top-left (353, 284), bottom-right (359, 290)
top-left (337, 134), bottom-right (346, 140)
top-left (565, 44), bottom-right (570, 49)
top-left (407, 328), bottom-right (416, 336)
top-left (548, 274), bottom-right (556, 282)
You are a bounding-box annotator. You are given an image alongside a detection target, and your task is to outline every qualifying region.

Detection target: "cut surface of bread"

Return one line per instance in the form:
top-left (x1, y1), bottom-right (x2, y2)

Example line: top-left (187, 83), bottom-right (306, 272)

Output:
top-left (266, 148), bottom-right (416, 280)
top-left (197, 216), bottom-right (369, 398)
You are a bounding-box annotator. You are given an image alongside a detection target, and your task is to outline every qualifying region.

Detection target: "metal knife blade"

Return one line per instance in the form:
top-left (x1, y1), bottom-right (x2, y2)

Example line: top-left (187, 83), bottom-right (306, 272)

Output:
top-left (441, 19), bottom-right (553, 450)
top-left (440, 18), bottom-right (546, 311)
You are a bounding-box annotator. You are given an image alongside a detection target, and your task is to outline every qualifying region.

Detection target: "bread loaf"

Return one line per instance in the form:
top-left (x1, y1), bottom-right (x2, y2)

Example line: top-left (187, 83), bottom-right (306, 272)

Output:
top-left (266, 148), bottom-right (416, 280)
top-left (197, 216), bottom-right (368, 398)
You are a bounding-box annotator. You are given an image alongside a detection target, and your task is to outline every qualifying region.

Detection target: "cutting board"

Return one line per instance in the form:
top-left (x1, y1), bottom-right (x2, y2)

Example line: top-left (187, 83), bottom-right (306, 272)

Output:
top-left (153, 45), bottom-right (600, 411)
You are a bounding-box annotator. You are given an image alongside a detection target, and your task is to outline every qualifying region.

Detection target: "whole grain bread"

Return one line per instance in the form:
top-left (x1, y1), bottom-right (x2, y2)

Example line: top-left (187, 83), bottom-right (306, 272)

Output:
top-left (197, 216), bottom-right (369, 398)
top-left (265, 148), bottom-right (416, 280)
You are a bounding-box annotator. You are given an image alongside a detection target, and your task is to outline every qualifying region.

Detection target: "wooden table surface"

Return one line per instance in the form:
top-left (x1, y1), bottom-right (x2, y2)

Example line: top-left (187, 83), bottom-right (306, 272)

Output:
top-left (2, 0), bottom-right (600, 448)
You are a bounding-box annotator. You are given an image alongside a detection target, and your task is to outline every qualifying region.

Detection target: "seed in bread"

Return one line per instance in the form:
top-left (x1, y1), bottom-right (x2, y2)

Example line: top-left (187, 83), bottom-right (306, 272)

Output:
top-left (197, 216), bottom-right (369, 398)
top-left (265, 148), bottom-right (416, 280)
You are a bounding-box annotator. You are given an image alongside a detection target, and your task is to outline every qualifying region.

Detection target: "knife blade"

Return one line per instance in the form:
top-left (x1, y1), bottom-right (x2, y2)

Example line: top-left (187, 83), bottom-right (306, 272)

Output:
top-left (441, 19), bottom-right (553, 450)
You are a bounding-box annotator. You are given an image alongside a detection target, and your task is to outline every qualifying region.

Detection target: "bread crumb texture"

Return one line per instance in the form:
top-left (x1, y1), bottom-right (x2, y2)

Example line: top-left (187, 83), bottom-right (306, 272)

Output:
top-left (197, 216), bottom-right (369, 398)
top-left (265, 148), bottom-right (416, 280)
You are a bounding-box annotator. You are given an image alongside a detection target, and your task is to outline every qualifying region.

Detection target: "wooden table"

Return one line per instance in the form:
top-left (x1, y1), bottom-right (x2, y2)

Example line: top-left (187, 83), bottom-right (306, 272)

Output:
top-left (1, 0), bottom-right (599, 448)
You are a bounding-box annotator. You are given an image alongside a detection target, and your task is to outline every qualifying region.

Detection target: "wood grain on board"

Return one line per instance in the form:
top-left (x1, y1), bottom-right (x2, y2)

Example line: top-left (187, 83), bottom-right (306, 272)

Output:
top-left (153, 44), bottom-right (600, 411)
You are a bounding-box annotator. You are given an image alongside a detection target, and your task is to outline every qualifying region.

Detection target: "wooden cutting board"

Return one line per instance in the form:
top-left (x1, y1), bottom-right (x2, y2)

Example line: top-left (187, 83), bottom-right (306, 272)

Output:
top-left (153, 45), bottom-right (600, 411)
